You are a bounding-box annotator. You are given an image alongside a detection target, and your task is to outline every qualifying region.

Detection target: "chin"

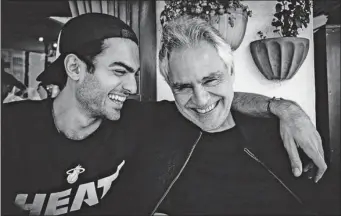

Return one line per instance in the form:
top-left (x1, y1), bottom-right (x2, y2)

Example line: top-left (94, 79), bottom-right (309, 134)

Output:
top-left (107, 116), bottom-right (120, 121)
top-left (196, 116), bottom-right (228, 132)
top-left (105, 111), bottom-right (121, 121)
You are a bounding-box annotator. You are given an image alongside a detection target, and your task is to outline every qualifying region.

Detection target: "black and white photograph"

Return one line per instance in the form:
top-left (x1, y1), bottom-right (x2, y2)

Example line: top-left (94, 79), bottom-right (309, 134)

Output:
top-left (1, 0), bottom-right (340, 215)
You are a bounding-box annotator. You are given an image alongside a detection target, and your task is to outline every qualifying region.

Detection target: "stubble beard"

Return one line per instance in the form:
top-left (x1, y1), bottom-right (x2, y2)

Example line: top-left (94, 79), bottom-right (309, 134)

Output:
top-left (75, 74), bottom-right (104, 119)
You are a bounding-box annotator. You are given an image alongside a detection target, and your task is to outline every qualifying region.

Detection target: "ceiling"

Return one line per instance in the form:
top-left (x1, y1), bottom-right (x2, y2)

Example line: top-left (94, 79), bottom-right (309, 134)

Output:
top-left (1, 0), bottom-right (340, 54)
top-left (1, 0), bottom-right (71, 53)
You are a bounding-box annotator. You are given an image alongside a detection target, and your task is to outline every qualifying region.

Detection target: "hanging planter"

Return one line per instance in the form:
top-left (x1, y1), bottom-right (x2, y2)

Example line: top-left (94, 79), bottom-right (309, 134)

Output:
top-left (250, 0), bottom-right (312, 80)
top-left (250, 37), bottom-right (309, 80)
top-left (160, 0), bottom-right (252, 51)
top-left (210, 7), bottom-right (248, 50)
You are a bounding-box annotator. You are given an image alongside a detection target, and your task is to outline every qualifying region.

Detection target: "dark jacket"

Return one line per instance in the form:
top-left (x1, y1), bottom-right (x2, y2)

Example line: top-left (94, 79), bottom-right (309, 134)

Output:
top-left (101, 100), bottom-right (330, 215)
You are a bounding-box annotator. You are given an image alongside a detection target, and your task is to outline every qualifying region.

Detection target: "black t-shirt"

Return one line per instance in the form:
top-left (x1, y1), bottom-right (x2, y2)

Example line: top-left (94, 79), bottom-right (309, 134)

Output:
top-left (159, 125), bottom-right (304, 215)
top-left (1, 99), bottom-right (137, 215)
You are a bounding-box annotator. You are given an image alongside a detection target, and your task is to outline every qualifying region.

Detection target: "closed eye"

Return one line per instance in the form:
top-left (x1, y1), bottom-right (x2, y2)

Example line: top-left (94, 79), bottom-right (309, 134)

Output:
top-left (176, 86), bottom-right (189, 91)
top-left (114, 70), bottom-right (127, 76)
top-left (201, 72), bottom-right (224, 86)
top-left (172, 83), bottom-right (192, 92)
top-left (203, 78), bottom-right (220, 86)
top-left (204, 79), bottom-right (215, 84)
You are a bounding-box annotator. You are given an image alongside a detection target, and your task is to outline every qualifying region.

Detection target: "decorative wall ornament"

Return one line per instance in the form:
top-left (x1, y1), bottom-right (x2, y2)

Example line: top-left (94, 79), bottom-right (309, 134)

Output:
top-left (209, 7), bottom-right (248, 50)
top-left (250, 0), bottom-right (312, 80)
top-left (250, 37), bottom-right (309, 80)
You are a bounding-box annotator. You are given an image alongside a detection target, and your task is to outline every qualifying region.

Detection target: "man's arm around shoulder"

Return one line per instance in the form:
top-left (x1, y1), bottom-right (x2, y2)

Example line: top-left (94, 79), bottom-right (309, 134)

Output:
top-left (232, 92), bottom-right (327, 182)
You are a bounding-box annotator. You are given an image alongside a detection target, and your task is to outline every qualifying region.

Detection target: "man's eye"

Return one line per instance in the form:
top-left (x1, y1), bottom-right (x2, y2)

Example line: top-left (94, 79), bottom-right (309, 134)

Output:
top-left (204, 79), bottom-right (219, 86)
top-left (174, 86), bottom-right (191, 94)
top-left (114, 70), bottom-right (126, 76)
top-left (175, 86), bottom-right (186, 91)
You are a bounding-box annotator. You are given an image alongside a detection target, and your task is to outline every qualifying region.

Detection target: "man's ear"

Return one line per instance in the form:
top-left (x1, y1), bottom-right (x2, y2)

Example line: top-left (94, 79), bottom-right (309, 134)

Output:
top-left (64, 54), bottom-right (81, 81)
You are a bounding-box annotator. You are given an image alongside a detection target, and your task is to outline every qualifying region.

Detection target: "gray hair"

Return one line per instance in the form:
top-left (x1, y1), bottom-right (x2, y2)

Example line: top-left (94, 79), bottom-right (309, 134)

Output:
top-left (159, 15), bottom-right (234, 84)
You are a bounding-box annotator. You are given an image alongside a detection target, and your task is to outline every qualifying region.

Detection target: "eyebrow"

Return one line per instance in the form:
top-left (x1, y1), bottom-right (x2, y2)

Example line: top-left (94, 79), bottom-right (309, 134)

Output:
top-left (202, 71), bottom-right (224, 81)
top-left (109, 61), bottom-right (140, 73)
top-left (171, 82), bottom-right (192, 89)
top-left (171, 71), bottom-right (223, 88)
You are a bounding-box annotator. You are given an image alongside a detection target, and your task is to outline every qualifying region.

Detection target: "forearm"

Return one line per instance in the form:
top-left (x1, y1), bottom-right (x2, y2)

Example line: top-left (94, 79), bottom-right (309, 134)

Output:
top-left (232, 92), bottom-right (298, 118)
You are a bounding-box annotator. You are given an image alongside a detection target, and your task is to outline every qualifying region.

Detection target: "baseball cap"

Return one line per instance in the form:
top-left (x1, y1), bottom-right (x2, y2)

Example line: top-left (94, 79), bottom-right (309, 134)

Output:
top-left (36, 13), bottom-right (138, 88)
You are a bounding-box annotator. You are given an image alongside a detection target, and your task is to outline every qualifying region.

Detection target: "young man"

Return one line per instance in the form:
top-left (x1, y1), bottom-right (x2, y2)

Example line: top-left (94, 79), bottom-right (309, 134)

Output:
top-left (105, 16), bottom-right (330, 215)
top-left (2, 14), bottom-right (326, 215)
top-left (2, 13), bottom-right (140, 215)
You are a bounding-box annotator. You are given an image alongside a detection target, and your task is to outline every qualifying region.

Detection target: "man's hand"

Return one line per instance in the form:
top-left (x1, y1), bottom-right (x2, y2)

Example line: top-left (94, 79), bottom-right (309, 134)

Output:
top-left (272, 100), bottom-right (327, 183)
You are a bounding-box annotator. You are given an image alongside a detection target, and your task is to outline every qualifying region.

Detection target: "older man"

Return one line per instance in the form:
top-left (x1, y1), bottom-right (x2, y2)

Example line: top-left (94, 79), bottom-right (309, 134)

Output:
top-left (106, 16), bottom-right (328, 215)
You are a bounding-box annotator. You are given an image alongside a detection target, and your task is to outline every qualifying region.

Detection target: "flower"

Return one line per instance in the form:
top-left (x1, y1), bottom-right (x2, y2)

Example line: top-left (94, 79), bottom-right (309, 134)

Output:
top-left (195, 6), bottom-right (203, 14)
top-left (160, 0), bottom-right (252, 27)
top-left (218, 8), bottom-right (225, 15)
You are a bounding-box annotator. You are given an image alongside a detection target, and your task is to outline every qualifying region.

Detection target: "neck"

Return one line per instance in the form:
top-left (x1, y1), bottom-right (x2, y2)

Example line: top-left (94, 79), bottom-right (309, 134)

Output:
top-left (206, 112), bottom-right (235, 133)
top-left (52, 88), bottom-right (102, 140)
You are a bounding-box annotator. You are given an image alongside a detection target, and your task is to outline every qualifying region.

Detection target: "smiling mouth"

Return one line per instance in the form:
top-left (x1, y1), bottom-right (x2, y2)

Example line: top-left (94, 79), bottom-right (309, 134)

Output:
top-left (108, 93), bottom-right (127, 104)
top-left (192, 100), bottom-right (219, 114)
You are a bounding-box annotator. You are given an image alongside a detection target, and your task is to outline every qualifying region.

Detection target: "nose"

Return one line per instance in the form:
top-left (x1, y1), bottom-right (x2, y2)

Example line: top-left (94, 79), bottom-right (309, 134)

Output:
top-left (192, 85), bottom-right (210, 107)
top-left (122, 74), bottom-right (137, 95)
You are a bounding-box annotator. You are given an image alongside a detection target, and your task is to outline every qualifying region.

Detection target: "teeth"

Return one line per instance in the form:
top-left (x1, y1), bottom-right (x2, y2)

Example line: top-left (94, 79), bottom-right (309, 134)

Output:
top-left (195, 103), bottom-right (216, 114)
top-left (109, 94), bottom-right (126, 102)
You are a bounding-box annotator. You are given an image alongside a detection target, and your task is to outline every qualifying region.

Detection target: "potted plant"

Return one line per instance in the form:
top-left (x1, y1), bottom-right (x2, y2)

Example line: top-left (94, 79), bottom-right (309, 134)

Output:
top-left (160, 0), bottom-right (252, 50)
top-left (250, 0), bottom-right (312, 80)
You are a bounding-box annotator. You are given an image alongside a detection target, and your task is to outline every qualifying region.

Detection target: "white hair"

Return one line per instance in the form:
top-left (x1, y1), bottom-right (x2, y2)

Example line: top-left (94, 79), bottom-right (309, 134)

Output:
top-left (159, 15), bottom-right (234, 84)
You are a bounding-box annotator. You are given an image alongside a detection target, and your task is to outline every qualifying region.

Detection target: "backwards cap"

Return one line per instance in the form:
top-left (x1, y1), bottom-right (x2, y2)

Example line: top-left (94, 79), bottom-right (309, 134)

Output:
top-left (37, 13), bottom-right (138, 87)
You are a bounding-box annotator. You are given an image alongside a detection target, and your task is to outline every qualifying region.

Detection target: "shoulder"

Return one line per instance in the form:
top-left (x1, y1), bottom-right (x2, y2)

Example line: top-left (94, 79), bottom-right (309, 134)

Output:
top-left (120, 99), bottom-right (179, 125)
top-left (1, 101), bottom-right (51, 172)
top-left (122, 99), bottom-right (176, 114)
top-left (2, 99), bottom-right (51, 119)
top-left (233, 110), bottom-right (279, 127)
top-left (233, 110), bottom-right (282, 151)
top-left (233, 111), bottom-right (287, 168)
top-left (1, 99), bottom-right (52, 141)
top-left (233, 110), bottom-right (280, 139)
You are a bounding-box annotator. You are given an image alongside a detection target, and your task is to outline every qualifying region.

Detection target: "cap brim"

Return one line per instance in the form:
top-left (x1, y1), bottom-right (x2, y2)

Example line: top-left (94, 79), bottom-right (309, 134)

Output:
top-left (36, 56), bottom-right (66, 88)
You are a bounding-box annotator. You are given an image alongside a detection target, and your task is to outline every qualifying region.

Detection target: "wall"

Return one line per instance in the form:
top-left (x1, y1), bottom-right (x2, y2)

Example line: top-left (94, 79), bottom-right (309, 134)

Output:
top-left (28, 52), bottom-right (45, 88)
top-left (155, 1), bottom-right (316, 123)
